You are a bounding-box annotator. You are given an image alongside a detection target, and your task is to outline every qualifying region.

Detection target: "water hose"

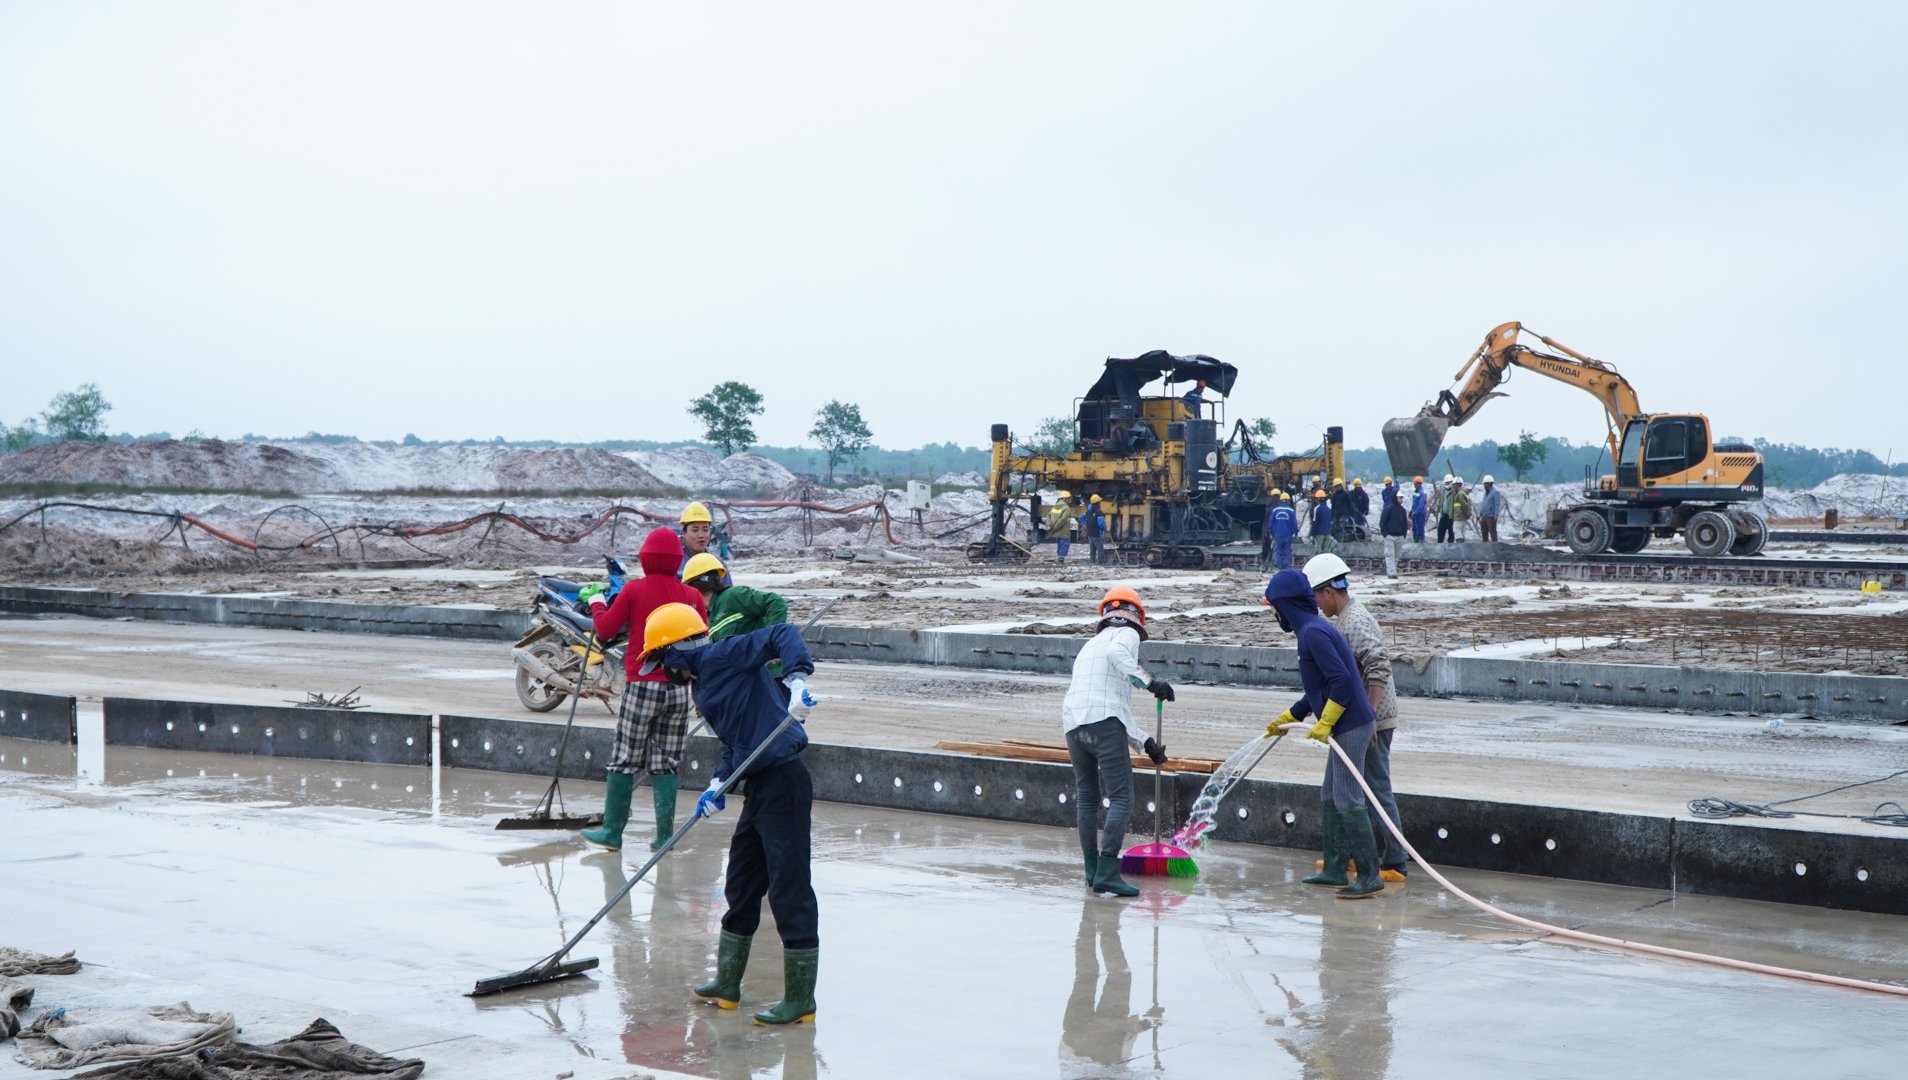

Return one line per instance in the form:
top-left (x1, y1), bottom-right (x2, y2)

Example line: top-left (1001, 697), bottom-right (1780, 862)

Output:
top-left (1307, 732), bottom-right (1908, 999)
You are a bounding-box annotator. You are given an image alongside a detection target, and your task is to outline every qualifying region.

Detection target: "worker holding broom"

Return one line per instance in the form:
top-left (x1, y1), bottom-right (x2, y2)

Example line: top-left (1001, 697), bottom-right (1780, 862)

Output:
top-left (1062, 587), bottom-right (1174, 898)
top-left (637, 601), bottom-right (822, 1026)
top-left (1262, 568), bottom-right (1384, 899)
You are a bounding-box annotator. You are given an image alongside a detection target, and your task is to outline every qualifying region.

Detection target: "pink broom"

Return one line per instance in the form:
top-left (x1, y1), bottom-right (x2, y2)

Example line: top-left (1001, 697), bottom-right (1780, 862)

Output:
top-left (1121, 700), bottom-right (1198, 878)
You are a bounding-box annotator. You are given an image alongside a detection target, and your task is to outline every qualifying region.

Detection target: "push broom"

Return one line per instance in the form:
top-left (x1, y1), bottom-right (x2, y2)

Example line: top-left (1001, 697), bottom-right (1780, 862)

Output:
top-left (470, 709), bottom-right (802, 996)
top-left (1120, 700), bottom-right (1198, 878)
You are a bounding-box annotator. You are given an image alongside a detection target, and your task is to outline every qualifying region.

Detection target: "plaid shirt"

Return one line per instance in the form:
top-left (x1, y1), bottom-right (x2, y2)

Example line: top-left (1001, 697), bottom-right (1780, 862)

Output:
top-left (1332, 597), bottom-right (1397, 730)
top-left (1061, 625), bottom-right (1151, 745)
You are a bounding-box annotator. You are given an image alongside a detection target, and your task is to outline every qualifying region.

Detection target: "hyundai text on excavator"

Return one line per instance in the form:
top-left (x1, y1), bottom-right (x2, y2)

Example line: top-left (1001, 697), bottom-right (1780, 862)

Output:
top-left (969, 350), bottom-right (1345, 567)
top-left (1383, 322), bottom-right (1767, 557)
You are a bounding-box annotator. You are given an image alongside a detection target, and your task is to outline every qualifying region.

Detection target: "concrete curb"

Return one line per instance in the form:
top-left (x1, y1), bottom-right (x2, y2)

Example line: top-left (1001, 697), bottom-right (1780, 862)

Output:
top-left (103, 697), bottom-right (433, 766)
top-left (806, 627), bottom-right (1908, 725)
top-left (0, 585), bottom-right (532, 641)
top-left (7, 585), bottom-right (1904, 722)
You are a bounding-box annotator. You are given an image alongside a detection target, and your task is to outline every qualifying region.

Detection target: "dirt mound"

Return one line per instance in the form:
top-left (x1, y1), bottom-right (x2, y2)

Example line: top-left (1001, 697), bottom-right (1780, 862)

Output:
top-left (618, 448), bottom-right (797, 493)
top-left (0, 439), bottom-right (343, 491)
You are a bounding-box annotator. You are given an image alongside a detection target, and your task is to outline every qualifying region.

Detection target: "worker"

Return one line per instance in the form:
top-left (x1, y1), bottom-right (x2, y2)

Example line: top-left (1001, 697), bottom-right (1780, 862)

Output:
top-left (1049, 493), bottom-right (1077, 560)
top-left (637, 603), bottom-right (821, 1025)
top-left (1435, 475), bottom-right (1458, 543)
top-left (1477, 475), bottom-right (1503, 543)
top-left (1378, 489), bottom-right (1408, 578)
top-left (1408, 476), bottom-right (1428, 542)
top-left (1349, 478), bottom-right (1370, 541)
top-left (681, 553), bottom-right (787, 642)
top-left (578, 528), bottom-right (708, 853)
top-left (1181, 380), bottom-right (1207, 418)
top-left (1262, 569), bottom-right (1383, 899)
top-left (1267, 491), bottom-right (1298, 569)
top-left (1450, 477), bottom-right (1473, 540)
top-left (1062, 587), bottom-right (1173, 898)
top-left (1328, 479), bottom-right (1354, 544)
top-left (1309, 489), bottom-right (1334, 554)
top-left (1302, 554), bottom-right (1407, 884)
top-left (679, 503), bottom-right (732, 585)
top-left (1086, 495), bottom-right (1107, 565)
top-left (1380, 476), bottom-right (1396, 520)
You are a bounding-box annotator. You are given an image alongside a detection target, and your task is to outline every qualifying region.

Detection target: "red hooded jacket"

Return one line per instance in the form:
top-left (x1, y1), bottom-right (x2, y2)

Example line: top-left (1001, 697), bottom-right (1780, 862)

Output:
top-left (592, 528), bottom-right (707, 681)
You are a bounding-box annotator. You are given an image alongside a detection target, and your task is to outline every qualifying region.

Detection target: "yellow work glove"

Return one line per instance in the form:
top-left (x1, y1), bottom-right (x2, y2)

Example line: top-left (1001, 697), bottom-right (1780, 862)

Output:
top-left (1265, 710), bottom-right (1296, 738)
top-left (1307, 699), bottom-right (1347, 743)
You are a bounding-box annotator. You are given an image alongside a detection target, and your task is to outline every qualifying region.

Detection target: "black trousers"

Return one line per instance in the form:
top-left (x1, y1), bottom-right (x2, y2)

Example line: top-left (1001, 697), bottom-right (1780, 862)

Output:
top-left (1436, 514), bottom-right (1455, 543)
top-left (720, 756), bottom-right (819, 950)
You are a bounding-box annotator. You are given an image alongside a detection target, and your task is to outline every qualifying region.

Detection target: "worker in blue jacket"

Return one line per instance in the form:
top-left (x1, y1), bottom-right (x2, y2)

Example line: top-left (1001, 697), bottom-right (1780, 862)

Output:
top-left (1308, 489), bottom-right (1334, 555)
top-left (1265, 492), bottom-right (1298, 569)
top-left (638, 603), bottom-right (821, 1026)
top-left (1408, 476), bottom-right (1429, 542)
top-left (1262, 569), bottom-right (1383, 898)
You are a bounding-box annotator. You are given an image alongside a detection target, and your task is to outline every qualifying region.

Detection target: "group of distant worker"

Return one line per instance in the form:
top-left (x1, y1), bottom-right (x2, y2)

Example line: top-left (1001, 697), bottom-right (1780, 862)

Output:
top-left (1036, 491), bottom-right (1112, 564)
top-left (1262, 474), bottom-right (1505, 574)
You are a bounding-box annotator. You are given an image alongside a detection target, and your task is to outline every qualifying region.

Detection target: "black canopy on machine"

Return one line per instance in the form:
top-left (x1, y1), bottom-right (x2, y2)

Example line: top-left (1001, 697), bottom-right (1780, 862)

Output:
top-left (1084, 351), bottom-right (1238, 404)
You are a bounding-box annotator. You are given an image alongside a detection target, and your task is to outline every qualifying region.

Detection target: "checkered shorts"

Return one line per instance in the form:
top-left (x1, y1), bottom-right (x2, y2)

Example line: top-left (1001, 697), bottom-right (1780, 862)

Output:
top-left (609, 680), bottom-right (692, 775)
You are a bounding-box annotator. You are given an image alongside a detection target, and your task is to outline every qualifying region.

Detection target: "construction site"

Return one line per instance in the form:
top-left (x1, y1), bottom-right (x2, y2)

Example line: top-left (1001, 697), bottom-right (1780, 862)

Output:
top-left (5, 332), bottom-right (1908, 1079)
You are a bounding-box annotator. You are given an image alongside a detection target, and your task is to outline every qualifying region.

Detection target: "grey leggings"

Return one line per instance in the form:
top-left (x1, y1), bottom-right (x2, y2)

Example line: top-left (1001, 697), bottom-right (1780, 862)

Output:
top-left (1319, 721), bottom-right (1375, 813)
top-left (1066, 718), bottom-right (1134, 857)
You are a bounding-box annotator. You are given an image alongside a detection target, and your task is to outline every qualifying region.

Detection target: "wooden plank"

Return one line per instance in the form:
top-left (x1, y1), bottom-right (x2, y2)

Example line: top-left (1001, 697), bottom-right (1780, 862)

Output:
top-left (934, 740), bottom-right (1218, 774)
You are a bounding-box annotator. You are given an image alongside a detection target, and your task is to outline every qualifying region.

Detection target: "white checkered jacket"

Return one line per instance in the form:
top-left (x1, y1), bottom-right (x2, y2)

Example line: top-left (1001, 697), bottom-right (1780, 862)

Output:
top-left (1333, 597), bottom-right (1397, 730)
top-left (1061, 625), bottom-right (1151, 746)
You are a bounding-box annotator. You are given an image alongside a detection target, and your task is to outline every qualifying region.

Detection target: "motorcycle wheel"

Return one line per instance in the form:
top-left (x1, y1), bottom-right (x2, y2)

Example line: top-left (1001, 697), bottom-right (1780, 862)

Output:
top-left (515, 639), bottom-right (573, 713)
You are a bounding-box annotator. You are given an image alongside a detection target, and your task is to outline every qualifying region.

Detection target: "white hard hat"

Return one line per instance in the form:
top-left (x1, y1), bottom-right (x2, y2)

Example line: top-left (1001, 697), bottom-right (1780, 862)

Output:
top-left (1442, 474), bottom-right (1454, 483)
top-left (1302, 552), bottom-right (1353, 590)
top-left (1482, 474), bottom-right (1496, 484)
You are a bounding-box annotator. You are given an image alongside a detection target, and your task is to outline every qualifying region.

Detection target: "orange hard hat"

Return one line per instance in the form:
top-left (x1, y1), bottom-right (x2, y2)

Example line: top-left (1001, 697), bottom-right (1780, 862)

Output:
top-left (636, 602), bottom-right (709, 674)
top-left (1413, 475), bottom-right (1424, 483)
top-left (1100, 586), bottom-right (1146, 624)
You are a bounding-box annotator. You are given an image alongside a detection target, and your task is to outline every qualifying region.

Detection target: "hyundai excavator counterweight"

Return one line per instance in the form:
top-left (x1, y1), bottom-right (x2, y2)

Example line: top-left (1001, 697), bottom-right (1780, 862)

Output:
top-left (1385, 322), bottom-right (1767, 557)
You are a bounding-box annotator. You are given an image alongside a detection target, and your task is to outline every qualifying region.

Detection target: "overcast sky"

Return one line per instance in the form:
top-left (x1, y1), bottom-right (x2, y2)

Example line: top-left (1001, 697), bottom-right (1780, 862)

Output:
top-left (3, 3), bottom-right (1904, 458)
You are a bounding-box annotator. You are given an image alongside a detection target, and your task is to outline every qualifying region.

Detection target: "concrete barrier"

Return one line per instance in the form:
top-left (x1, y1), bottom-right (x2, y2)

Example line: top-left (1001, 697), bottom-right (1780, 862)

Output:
top-left (0, 689), bottom-right (76, 744)
top-left (51, 693), bottom-right (1908, 915)
top-left (103, 697), bottom-right (433, 766)
top-left (0, 585), bottom-right (531, 641)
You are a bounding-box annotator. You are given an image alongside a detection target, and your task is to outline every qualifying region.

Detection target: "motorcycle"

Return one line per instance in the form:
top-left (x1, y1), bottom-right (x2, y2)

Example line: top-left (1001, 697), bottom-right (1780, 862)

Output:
top-left (512, 555), bottom-right (631, 713)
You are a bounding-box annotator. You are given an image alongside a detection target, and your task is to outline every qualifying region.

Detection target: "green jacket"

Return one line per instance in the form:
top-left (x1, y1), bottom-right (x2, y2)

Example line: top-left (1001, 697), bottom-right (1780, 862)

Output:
top-left (707, 585), bottom-right (789, 641)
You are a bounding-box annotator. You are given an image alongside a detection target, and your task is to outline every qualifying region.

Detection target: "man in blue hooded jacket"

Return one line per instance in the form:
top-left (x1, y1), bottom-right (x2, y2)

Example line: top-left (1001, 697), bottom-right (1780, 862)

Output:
top-left (1261, 569), bottom-right (1384, 898)
top-left (638, 602), bottom-right (821, 1026)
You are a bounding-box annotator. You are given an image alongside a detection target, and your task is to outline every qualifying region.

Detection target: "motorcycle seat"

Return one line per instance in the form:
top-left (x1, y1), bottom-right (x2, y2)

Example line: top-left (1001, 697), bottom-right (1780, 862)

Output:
top-left (548, 605), bottom-right (598, 635)
top-left (541, 577), bottom-right (584, 593)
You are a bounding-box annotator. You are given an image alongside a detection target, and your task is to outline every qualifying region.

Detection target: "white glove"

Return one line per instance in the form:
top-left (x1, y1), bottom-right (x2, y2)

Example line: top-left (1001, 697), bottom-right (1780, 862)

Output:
top-left (783, 676), bottom-right (814, 721)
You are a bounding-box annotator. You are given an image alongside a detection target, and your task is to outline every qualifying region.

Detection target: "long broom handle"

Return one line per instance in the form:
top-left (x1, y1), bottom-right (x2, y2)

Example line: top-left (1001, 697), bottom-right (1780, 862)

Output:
top-left (531, 710), bottom-right (804, 970)
top-left (1151, 698), bottom-right (1164, 845)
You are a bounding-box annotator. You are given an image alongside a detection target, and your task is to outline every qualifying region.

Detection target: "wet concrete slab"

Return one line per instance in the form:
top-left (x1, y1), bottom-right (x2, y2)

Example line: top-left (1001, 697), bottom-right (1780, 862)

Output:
top-left (2, 739), bottom-right (1904, 1079)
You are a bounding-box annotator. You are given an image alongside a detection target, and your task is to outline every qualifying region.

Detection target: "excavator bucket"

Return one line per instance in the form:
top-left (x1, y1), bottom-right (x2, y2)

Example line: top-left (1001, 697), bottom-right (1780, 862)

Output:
top-left (1382, 411), bottom-right (1450, 479)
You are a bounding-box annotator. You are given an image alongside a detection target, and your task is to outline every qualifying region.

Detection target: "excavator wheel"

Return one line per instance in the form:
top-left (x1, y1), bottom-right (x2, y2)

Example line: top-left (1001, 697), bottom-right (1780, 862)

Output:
top-left (1608, 528), bottom-right (1650, 554)
top-left (1727, 510), bottom-right (1768, 556)
top-left (1563, 509), bottom-right (1612, 555)
top-left (1143, 544), bottom-right (1207, 570)
top-left (1684, 511), bottom-right (1736, 558)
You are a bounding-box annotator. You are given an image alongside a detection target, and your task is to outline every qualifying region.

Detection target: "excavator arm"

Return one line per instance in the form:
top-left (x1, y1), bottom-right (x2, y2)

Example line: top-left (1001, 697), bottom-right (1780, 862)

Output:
top-left (1384, 321), bottom-right (1645, 476)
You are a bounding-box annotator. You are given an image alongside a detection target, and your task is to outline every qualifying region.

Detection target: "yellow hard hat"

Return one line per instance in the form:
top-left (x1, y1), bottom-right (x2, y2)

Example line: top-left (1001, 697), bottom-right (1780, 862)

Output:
top-left (679, 502), bottom-right (713, 526)
top-left (1353, 478), bottom-right (1364, 487)
top-left (1090, 494), bottom-right (1102, 503)
top-left (680, 552), bottom-right (726, 588)
top-left (1278, 490), bottom-right (1290, 500)
top-left (1382, 476), bottom-right (1393, 484)
top-left (1057, 490), bottom-right (1071, 499)
top-left (1332, 477), bottom-right (1344, 486)
top-left (635, 602), bottom-right (708, 674)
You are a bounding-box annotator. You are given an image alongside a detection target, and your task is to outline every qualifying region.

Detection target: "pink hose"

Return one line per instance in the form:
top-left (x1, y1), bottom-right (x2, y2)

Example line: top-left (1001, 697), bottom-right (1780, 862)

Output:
top-left (1317, 736), bottom-right (1908, 999)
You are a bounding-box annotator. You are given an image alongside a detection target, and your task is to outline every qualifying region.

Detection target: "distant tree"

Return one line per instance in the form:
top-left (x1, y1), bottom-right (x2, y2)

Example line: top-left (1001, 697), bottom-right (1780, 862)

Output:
top-left (1, 418), bottom-right (40, 453)
top-left (1496, 430), bottom-right (1549, 481)
top-left (1248, 417), bottom-right (1277, 444)
top-left (182, 429), bottom-right (205, 441)
top-left (810, 400), bottom-right (873, 483)
top-left (41, 383), bottom-right (112, 441)
top-left (688, 381), bottom-right (765, 456)
top-left (1023, 416), bottom-right (1075, 457)
top-left (401, 432), bottom-right (424, 446)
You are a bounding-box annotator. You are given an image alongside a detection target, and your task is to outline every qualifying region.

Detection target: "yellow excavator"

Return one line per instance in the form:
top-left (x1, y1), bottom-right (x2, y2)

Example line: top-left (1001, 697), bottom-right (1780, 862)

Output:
top-left (971, 350), bottom-right (1344, 567)
top-left (1383, 322), bottom-right (1767, 556)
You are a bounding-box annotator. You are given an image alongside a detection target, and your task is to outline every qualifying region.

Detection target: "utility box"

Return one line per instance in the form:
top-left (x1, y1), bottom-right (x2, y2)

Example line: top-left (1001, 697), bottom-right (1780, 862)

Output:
top-left (906, 481), bottom-right (932, 511)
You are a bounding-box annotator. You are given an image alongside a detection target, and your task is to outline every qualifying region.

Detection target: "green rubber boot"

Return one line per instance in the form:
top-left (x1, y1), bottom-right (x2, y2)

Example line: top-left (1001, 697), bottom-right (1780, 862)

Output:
top-left (1082, 842), bottom-right (1098, 887)
top-left (752, 947), bottom-right (818, 1025)
top-left (1335, 806), bottom-right (1386, 899)
top-left (1091, 853), bottom-right (1139, 898)
top-left (692, 931), bottom-right (752, 1009)
top-left (580, 771), bottom-right (634, 851)
top-left (1302, 808), bottom-right (1350, 887)
top-left (650, 772), bottom-right (679, 852)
